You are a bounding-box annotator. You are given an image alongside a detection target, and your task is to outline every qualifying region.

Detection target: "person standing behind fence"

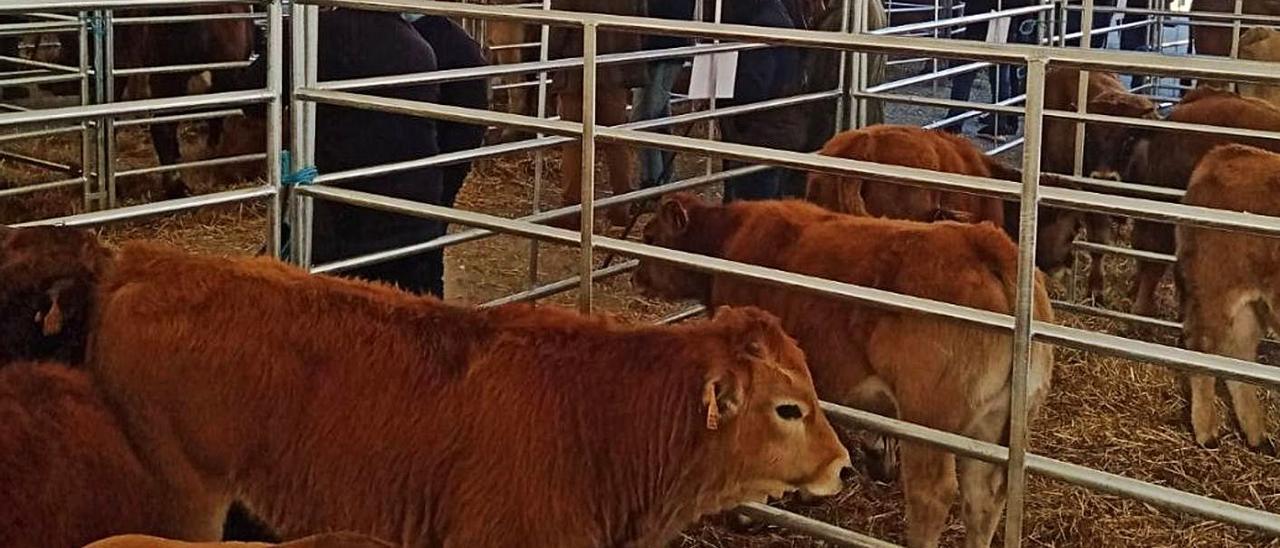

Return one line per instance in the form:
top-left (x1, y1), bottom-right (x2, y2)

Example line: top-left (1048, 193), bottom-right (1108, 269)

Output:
top-left (310, 10), bottom-right (445, 296)
top-left (718, 0), bottom-right (804, 203)
top-left (549, 0), bottom-right (648, 230)
top-left (409, 14), bottom-right (490, 297)
top-left (631, 0), bottom-right (696, 191)
top-left (943, 0), bottom-right (1037, 138)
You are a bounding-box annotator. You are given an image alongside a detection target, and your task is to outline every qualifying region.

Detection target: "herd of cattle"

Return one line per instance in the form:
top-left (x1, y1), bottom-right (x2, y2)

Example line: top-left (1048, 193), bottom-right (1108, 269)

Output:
top-left (3, 4), bottom-right (1280, 548)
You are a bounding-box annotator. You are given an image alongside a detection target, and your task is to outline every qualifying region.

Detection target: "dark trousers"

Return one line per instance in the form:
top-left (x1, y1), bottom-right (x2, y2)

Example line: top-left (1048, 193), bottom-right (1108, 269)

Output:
top-left (946, 14), bottom-right (1037, 132)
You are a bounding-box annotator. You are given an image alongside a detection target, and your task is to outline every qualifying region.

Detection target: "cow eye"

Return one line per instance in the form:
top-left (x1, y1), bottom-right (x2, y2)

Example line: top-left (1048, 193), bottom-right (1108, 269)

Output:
top-left (776, 404), bottom-right (804, 421)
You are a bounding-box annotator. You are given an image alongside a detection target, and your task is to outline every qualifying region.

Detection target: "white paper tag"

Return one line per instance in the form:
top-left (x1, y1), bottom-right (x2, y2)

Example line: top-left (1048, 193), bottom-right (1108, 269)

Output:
top-left (985, 17), bottom-right (1012, 44)
top-left (688, 51), bottom-right (738, 99)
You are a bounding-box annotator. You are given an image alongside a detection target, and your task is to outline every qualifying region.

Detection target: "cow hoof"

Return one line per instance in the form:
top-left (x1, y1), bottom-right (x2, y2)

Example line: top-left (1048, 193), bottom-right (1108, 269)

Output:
top-left (726, 512), bottom-right (766, 534)
top-left (549, 214), bottom-right (583, 232)
top-left (1195, 432), bottom-right (1221, 450)
top-left (1249, 436), bottom-right (1277, 456)
top-left (162, 181), bottom-right (191, 201)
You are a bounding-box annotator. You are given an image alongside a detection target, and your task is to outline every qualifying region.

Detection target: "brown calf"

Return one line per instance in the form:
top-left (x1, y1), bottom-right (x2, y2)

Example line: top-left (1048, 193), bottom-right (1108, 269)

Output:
top-left (1041, 67), bottom-right (1159, 300)
top-left (1176, 143), bottom-right (1280, 452)
top-left (634, 193), bottom-right (1055, 548)
top-left (0, 362), bottom-right (209, 548)
top-left (1237, 26), bottom-right (1280, 108)
top-left (84, 532), bottom-right (394, 548)
top-left (1131, 88), bottom-right (1280, 319)
top-left (804, 124), bottom-right (1087, 277)
top-left (87, 242), bottom-right (850, 547)
top-left (805, 124), bottom-right (1007, 226)
top-left (0, 226), bottom-right (110, 365)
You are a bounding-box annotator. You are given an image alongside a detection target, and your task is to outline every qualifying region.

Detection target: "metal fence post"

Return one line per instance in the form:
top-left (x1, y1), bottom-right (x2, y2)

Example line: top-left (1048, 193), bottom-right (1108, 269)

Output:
top-left (528, 0), bottom-right (552, 289)
top-left (265, 0), bottom-right (284, 257)
top-left (578, 21), bottom-right (597, 313)
top-left (1004, 56), bottom-right (1048, 548)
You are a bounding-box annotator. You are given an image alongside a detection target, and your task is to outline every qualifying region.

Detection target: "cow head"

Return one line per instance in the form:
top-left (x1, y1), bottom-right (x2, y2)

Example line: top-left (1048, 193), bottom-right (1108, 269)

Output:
top-left (633, 193), bottom-right (714, 301)
top-left (702, 306), bottom-right (852, 505)
top-left (0, 226), bottom-right (111, 364)
top-left (1079, 90), bottom-right (1159, 182)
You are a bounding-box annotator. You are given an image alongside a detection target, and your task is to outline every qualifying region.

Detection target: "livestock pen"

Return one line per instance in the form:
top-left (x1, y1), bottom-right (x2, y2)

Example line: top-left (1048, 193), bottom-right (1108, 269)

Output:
top-left (2, 0), bottom-right (1280, 546)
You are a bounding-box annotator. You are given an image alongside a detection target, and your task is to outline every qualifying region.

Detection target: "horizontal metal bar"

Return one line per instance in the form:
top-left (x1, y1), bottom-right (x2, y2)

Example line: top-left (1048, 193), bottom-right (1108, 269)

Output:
top-left (314, 40), bottom-right (762, 93)
top-left (0, 124), bottom-right (82, 143)
top-left (1074, 241), bottom-right (1175, 265)
top-left (114, 60), bottom-right (253, 78)
top-left (737, 503), bottom-right (903, 548)
top-left (0, 148), bottom-right (76, 174)
top-left (112, 12), bottom-right (266, 25)
top-left (0, 20), bottom-right (81, 37)
top-left (487, 41), bottom-right (540, 51)
top-left (657, 305), bottom-right (706, 325)
top-left (115, 108), bottom-right (245, 128)
top-left (856, 90), bottom-right (1026, 117)
top-left (479, 260), bottom-right (637, 308)
top-left (1044, 108), bottom-right (1280, 144)
top-left (0, 89), bottom-right (271, 129)
top-left (873, 4), bottom-right (1050, 37)
top-left (314, 136), bottom-right (562, 186)
top-left (307, 163), bottom-right (770, 275)
top-left (0, 176), bottom-right (85, 199)
top-left (867, 61), bottom-right (989, 94)
top-left (1065, 5), bottom-right (1280, 27)
top-left (10, 184), bottom-right (274, 228)
top-left (115, 152), bottom-right (265, 179)
top-left (0, 0), bottom-right (263, 12)
top-left (301, 0), bottom-right (1280, 85)
top-left (819, 402), bottom-right (1280, 537)
top-left (0, 72), bottom-right (84, 89)
top-left (0, 54), bottom-right (79, 74)
top-left (1055, 173), bottom-right (1185, 201)
top-left (1052, 300), bottom-right (1181, 332)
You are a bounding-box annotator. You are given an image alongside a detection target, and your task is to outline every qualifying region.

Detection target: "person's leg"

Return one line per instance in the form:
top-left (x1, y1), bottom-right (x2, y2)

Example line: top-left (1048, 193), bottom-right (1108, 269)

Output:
top-left (945, 19), bottom-right (990, 129)
top-left (600, 86), bottom-right (635, 227)
top-left (631, 60), bottom-right (680, 188)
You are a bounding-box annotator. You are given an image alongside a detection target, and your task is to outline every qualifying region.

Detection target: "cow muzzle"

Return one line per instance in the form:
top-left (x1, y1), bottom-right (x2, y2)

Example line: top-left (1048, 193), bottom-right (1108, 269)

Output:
top-left (798, 451), bottom-right (853, 498)
top-left (1089, 170), bottom-right (1122, 182)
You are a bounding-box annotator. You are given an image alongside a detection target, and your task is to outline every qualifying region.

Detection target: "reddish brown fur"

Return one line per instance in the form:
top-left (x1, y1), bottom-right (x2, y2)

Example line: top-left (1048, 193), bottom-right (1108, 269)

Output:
top-left (0, 226), bottom-right (111, 365)
top-left (87, 243), bottom-right (850, 547)
top-left (1131, 88), bottom-right (1280, 318)
top-left (1237, 27), bottom-right (1280, 108)
top-left (0, 362), bottom-right (208, 548)
top-left (1041, 67), bottom-right (1159, 299)
top-left (1190, 0), bottom-right (1280, 60)
top-left (1176, 144), bottom-right (1280, 452)
top-left (805, 124), bottom-right (1006, 226)
top-left (85, 532), bottom-right (395, 548)
top-left (634, 193), bottom-right (1055, 548)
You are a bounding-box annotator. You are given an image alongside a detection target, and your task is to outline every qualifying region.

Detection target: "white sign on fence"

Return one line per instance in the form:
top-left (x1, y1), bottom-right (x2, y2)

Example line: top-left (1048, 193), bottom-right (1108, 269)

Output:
top-left (688, 51), bottom-right (738, 99)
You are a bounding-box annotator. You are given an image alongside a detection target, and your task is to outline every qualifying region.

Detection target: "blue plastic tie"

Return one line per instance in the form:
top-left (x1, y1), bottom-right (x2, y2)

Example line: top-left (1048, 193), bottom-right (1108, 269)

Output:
top-left (280, 150), bottom-right (318, 187)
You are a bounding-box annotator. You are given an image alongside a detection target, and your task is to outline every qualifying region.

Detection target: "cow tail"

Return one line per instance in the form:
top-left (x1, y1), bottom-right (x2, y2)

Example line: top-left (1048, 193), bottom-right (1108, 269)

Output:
top-left (966, 224), bottom-right (1023, 316)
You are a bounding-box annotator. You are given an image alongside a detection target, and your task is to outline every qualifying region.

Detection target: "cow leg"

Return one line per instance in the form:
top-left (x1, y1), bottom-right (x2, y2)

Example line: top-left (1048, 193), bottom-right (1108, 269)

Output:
top-left (1132, 260), bottom-right (1168, 319)
top-left (148, 73), bottom-right (191, 199)
top-left (958, 403), bottom-right (1009, 548)
top-left (1084, 213), bottom-right (1114, 303)
top-left (900, 443), bottom-right (958, 548)
top-left (1183, 293), bottom-right (1264, 449)
top-left (841, 376), bottom-right (901, 484)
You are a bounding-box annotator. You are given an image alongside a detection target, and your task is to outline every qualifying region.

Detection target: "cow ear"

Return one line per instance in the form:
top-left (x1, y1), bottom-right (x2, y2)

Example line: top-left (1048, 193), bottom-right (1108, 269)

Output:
top-left (658, 198), bottom-right (690, 234)
top-left (702, 370), bottom-right (744, 430)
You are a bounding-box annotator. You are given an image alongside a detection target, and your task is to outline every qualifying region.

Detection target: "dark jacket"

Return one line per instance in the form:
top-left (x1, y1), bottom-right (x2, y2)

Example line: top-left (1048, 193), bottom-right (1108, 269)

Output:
top-left (722, 0), bottom-right (800, 107)
top-left (644, 0), bottom-right (696, 51)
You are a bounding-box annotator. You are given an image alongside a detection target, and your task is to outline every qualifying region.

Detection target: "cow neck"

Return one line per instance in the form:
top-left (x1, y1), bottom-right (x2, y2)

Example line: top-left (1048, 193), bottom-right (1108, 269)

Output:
top-left (688, 204), bottom-right (741, 260)
top-left (582, 340), bottom-right (725, 547)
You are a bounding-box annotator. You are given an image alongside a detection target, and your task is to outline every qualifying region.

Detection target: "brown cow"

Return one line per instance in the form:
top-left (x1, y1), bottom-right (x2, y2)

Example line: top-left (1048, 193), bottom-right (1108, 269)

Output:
top-left (1041, 67), bottom-right (1159, 300)
top-left (86, 242), bottom-right (851, 547)
top-left (1238, 26), bottom-right (1280, 108)
top-left (1130, 87), bottom-right (1280, 319)
top-left (805, 125), bottom-right (1008, 226)
top-left (803, 124), bottom-right (1086, 277)
top-left (84, 532), bottom-right (394, 548)
top-left (0, 362), bottom-right (212, 548)
top-left (0, 226), bottom-right (110, 365)
top-left (1176, 143), bottom-right (1280, 452)
top-left (634, 193), bottom-right (1056, 548)
top-left (1191, 0), bottom-right (1280, 59)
